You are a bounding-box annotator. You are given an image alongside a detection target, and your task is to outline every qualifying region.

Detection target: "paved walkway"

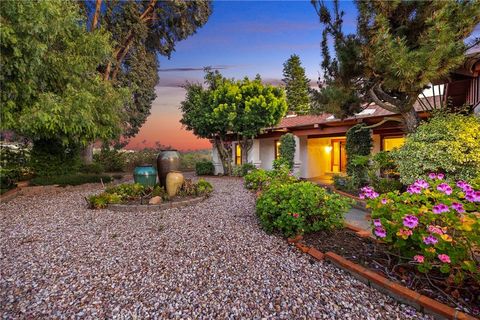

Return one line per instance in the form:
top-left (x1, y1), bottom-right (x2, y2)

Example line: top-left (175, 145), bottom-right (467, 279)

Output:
top-left (345, 208), bottom-right (371, 230)
top-left (0, 177), bottom-right (429, 319)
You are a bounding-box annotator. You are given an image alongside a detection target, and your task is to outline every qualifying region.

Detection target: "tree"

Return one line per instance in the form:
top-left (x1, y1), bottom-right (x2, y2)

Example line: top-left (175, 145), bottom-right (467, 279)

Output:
top-left (180, 71), bottom-right (287, 174)
top-left (311, 0), bottom-right (480, 132)
top-left (282, 54), bottom-right (311, 114)
top-left (279, 133), bottom-right (296, 169)
top-left (0, 0), bottom-right (128, 147)
top-left (83, 0), bottom-right (212, 141)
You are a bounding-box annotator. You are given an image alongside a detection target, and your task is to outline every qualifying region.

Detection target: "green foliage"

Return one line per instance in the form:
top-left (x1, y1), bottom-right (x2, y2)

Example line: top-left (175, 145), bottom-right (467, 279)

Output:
top-left (195, 160), bottom-right (215, 176)
top-left (244, 164), bottom-right (297, 192)
top-left (278, 133), bottom-right (296, 169)
top-left (244, 169), bottom-right (270, 191)
top-left (87, 193), bottom-right (122, 209)
top-left (104, 183), bottom-right (146, 201)
top-left (232, 163), bottom-right (257, 177)
top-left (345, 124), bottom-right (372, 190)
top-left (0, 168), bottom-right (20, 193)
top-left (393, 114), bottom-right (480, 184)
top-left (179, 150), bottom-right (212, 171)
top-left (366, 177), bottom-right (480, 282)
top-left (30, 174), bottom-right (113, 186)
top-left (79, 163), bottom-right (104, 175)
top-left (30, 139), bottom-right (81, 177)
top-left (196, 179), bottom-right (213, 196)
top-left (94, 149), bottom-right (126, 172)
top-left (332, 174), bottom-right (358, 195)
top-left (256, 181), bottom-right (352, 237)
top-left (0, 143), bottom-right (32, 191)
top-left (180, 70), bottom-right (287, 175)
top-left (368, 151), bottom-right (403, 193)
top-left (282, 54), bottom-right (311, 114)
top-left (311, 0), bottom-right (480, 131)
top-left (0, 0), bottom-right (129, 145)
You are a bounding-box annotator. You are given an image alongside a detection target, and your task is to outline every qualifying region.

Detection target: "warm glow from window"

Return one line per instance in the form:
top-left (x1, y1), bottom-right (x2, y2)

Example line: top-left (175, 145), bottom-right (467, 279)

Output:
top-left (235, 144), bottom-right (242, 165)
top-left (275, 141), bottom-right (281, 159)
top-left (383, 137), bottom-right (405, 151)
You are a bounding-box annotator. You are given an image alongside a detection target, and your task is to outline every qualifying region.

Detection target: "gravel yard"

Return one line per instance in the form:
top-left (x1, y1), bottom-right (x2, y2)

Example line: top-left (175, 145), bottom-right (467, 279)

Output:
top-left (0, 177), bottom-right (431, 319)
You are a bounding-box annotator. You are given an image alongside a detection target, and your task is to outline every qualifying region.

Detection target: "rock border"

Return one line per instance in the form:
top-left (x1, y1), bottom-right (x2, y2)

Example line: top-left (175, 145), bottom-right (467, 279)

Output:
top-left (107, 196), bottom-right (206, 212)
top-left (287, 235), bottom-right (477, 320)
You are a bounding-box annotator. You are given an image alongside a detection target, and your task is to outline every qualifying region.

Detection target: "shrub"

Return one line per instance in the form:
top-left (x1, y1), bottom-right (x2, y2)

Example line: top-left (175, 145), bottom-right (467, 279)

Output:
top-left (30, 139), bottom-right (81, 177)
top-left (94, 148), bottom-right (126, 172)
top-left (256, 181), bottom-right (352, 237)
top-left (195, 160), bottom-right (214, 175)
top-left (244, 168), bottom-right (270, 191)
top-left (30, 174), bottom-right (113, 186)
top-left (179, 150), bottom-right (212, 171)
top-left (232, 163), bottom-right (257, 177)
top-left (332, 174), bottom-right (358, 195)
top-left (368, 151), bottom-right (403, 193)
top-left (123, 148), bottom-right (157, 172)
top-left (196, 178), bottom-right (213, 196)
top-left (79, 162), bottom-right (104, 174)
top-left (363, 175), bottom-right (480, 283)
top-left (279, 133), bottom-right (296, 169)
top-left (345, 124), bottom-right (372, 189)
top-left (0, 167), bottom-right (20, 193)
top-left (88, 193), bottom-right (122, 209)
top-left (393, 113), bottom-right (480, 184)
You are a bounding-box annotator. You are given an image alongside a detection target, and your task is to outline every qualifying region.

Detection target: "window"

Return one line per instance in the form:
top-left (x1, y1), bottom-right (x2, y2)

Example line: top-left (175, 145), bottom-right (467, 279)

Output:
top-left (382, 136), bottom-right (405, 151)
top-left (330, 139), bottom-right (347, 173)
top-left (235, 144), bottom-right (242, 165)
top-left (275, 140), bottom-right (281, 159)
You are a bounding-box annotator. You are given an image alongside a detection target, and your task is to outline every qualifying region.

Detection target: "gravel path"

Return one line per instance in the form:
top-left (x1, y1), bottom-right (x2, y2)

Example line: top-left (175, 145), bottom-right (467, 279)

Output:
top-left (1, 177), bottom-right (431, 319)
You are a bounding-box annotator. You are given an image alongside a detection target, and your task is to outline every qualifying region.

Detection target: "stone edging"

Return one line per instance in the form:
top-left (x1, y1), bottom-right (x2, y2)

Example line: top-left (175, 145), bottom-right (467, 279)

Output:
top-left (107, 196), bottom-right (205, 212)
top-left (329, 187), bottom-right (368, 210)
top-left (287, 236), bottom-right (477, 320)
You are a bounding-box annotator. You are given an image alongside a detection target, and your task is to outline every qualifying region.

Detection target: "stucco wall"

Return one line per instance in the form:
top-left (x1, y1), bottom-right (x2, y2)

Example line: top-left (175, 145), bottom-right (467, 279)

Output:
top-left (306, 137), bottom-right (333, 179)
top-left (259, 138), bottom-right (275, 170)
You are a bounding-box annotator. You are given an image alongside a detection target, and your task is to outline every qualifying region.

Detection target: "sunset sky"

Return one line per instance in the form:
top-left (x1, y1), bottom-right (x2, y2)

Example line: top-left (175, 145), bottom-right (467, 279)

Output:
top-left (126, 0), bottom-right (358, 151)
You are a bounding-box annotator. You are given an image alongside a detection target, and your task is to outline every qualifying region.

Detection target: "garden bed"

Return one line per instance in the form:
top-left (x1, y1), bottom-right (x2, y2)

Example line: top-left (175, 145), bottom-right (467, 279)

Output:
top-left (303, 229), bottom-right (479, 317)
top-left (106, 195), bottom-right (205, 212)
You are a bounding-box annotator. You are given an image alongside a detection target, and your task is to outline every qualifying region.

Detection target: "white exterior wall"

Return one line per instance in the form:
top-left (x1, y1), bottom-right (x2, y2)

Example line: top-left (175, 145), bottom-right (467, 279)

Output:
top-left (259, 138), bottom-right (275, 170)
top-left (212, 145), bottom-right (224, 175)
top-left (299, 136), bottom-right (308, 178)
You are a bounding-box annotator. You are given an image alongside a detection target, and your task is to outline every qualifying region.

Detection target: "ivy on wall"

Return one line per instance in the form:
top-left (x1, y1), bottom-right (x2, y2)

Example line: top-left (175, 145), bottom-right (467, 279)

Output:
top-left (279, 133), bottom-right (296, 169)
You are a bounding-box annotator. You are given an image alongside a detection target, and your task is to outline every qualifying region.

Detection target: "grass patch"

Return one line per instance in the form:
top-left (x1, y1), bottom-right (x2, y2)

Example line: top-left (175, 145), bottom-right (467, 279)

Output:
top-left (30, 174), bottom-right (113, 186)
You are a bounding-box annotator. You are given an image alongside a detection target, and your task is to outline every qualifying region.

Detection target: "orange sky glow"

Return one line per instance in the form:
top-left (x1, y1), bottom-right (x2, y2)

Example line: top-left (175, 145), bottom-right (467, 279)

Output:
top-left (125, 86), bottom-right (212, 151)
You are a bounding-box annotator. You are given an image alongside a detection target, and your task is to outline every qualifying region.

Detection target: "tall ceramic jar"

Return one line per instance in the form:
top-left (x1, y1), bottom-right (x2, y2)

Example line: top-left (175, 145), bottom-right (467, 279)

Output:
top-left (166, 171), bottom-right (184, 197)
top-left (157, 150), bottom-right (180, 187)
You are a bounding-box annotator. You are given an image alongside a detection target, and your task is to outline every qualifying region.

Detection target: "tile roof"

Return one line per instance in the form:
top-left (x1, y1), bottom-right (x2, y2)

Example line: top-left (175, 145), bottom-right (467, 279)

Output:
top-left (274, 96), bottom-right (442, 129)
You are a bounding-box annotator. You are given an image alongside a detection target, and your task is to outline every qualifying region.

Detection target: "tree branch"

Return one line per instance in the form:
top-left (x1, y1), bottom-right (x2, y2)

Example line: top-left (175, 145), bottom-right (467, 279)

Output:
top-left (90, 0), bottom-right (102, 31)
top-left (368, 85), bottom-right (401, 113)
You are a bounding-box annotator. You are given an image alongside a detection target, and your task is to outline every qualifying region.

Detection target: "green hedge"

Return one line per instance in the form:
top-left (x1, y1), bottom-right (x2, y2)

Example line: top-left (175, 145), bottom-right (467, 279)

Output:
top-left (195, 160), bottom-right (214, 175)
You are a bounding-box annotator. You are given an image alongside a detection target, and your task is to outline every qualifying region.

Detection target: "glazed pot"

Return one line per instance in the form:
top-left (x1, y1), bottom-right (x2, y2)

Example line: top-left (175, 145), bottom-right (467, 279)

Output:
top-left (133, 165), bottom-right (157, 188)
top-left (157, 150), bottom-right (180, 187)
top-left (166, 171), bottom-right (184, 197)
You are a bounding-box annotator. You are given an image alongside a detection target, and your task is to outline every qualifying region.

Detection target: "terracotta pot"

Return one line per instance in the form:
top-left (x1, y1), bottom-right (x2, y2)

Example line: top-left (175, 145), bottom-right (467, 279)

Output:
top-left (157, 150), bottom-right (180, 187)
top-left (166, 171), bottom-right (184, 197)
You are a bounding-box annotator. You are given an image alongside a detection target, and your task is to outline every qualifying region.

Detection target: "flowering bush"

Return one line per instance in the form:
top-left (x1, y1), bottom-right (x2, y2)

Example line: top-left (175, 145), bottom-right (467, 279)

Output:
top-left (363, 174), bottom-right (480, 282)
top-left (256, 181), bottom-right (352, 237)
top-left (244, 165), bottom-right (297, 191)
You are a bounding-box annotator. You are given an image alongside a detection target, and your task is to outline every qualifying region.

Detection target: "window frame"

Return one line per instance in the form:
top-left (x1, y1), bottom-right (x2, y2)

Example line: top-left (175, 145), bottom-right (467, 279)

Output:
top-left (381, 135), bottom-right (405, 152)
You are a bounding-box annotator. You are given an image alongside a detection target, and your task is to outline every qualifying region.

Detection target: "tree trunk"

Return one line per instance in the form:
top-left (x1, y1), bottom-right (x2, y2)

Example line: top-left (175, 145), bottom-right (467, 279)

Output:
top-left (239, 136), bottom-right (253, 164)
top-left (90, 0), bottom-right (102, 31)
top-left (81, 143), bottom-right (94, 164)
top-left (214, 137), bottom-right (232, 176)
top-left (401, 108), bottom-right (420, 133)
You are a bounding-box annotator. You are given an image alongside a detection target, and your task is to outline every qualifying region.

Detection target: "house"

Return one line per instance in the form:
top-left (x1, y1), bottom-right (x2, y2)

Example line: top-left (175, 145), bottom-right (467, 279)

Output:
top-left (211, 48), bottom-right (480, 182)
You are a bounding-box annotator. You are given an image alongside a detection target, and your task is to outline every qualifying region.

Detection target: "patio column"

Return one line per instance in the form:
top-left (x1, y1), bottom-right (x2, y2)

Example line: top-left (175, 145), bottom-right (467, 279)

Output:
top-left (248, 138), bottom-right (262, 168)
top-left (293, 135), bottom-right (302, 176)
top-left (212, 145), bottom-right (224, 175)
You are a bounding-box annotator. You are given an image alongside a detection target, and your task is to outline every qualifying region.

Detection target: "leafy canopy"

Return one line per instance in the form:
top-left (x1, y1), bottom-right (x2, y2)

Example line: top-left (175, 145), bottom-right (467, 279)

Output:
top-left (311, 0), bottom-right (480, 132)
top-left (0, 0), bottom-right (128, 145)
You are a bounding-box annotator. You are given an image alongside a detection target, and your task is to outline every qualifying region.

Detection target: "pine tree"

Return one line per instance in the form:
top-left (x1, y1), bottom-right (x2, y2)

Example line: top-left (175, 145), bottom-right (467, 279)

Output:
top-left (282, 54), bottom-right (311, 115)
top-left (311, 0), bottom-right (480, 132)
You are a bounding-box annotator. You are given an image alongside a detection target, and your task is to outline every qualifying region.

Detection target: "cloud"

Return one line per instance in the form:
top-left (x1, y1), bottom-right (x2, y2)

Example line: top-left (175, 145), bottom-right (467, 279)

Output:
top-left (159, 65), bottom-right (233, 72)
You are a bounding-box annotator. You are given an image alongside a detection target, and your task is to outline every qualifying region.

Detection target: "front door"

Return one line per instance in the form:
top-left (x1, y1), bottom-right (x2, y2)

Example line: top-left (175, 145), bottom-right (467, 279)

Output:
top-left (339, 141), bottom-right (347, 173)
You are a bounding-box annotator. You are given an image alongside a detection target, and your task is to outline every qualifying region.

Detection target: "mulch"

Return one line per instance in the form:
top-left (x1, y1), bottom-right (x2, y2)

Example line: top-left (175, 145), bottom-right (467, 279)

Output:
top-left (303, 229), bottom-right (480, 317)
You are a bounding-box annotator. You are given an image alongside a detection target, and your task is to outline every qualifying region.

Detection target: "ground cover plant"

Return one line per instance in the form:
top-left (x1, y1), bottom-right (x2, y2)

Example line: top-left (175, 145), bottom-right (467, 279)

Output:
top-left (358, 173), bottom-right (479, 315)
top-left (87, 179), bottom-right (213, 209)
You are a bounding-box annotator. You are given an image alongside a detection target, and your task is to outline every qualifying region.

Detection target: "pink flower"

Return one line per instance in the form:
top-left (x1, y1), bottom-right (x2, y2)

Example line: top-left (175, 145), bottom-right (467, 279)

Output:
top-left (381, 198), bottom-right (387, 204)
top-left (451, 202), bottom-right (465, 213)
top-left (423, 235), bottom-right (438, 245)
top-left (414, 179), bottom-right (429, 189)
top-left (414, 255), bottom-right (424, 263)
top-left (373, 219), bottom-right (382, 227)
top-left (374, 227), bottom-right (387, 238)
top-left (427, 225), bottom-right (444, 235)
top-left (428, 173), bottom-right (437, 179)
top-left (438, 254), bottom-right (451, 263)
top-left (359, 186), bottom-right (379, 199)
top-left (293, 213), bottom-right (299, 218)
top-left (432, 203), bottom-right (449, 214)
top-left (407, 185), bottom-right (422, 194)
top-left (465, 190), bottom-right (480, 202)
top-left (437, 183), bottom-right (452, 195)
top-left (456, 180), bottom-right (467, 188)
top-left (403, 215), bottom-right (419, 229)
top-left (437, 173), bottom-right (445, 180)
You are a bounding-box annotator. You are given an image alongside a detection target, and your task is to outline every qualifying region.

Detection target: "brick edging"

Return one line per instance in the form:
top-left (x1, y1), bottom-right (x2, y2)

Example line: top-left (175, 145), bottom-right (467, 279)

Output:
top-left (287, 236), bottom-right (477, 320)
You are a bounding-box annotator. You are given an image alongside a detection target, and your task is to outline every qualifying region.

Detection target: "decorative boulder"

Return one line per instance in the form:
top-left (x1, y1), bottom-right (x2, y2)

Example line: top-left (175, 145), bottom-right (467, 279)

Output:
top-left (149, 196), bottom-right (162, 205)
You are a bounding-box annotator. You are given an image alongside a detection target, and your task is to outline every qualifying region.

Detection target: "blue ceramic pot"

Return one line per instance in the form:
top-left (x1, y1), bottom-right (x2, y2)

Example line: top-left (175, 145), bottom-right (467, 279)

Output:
top-left (133, 165), bottom-right (157, 187)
